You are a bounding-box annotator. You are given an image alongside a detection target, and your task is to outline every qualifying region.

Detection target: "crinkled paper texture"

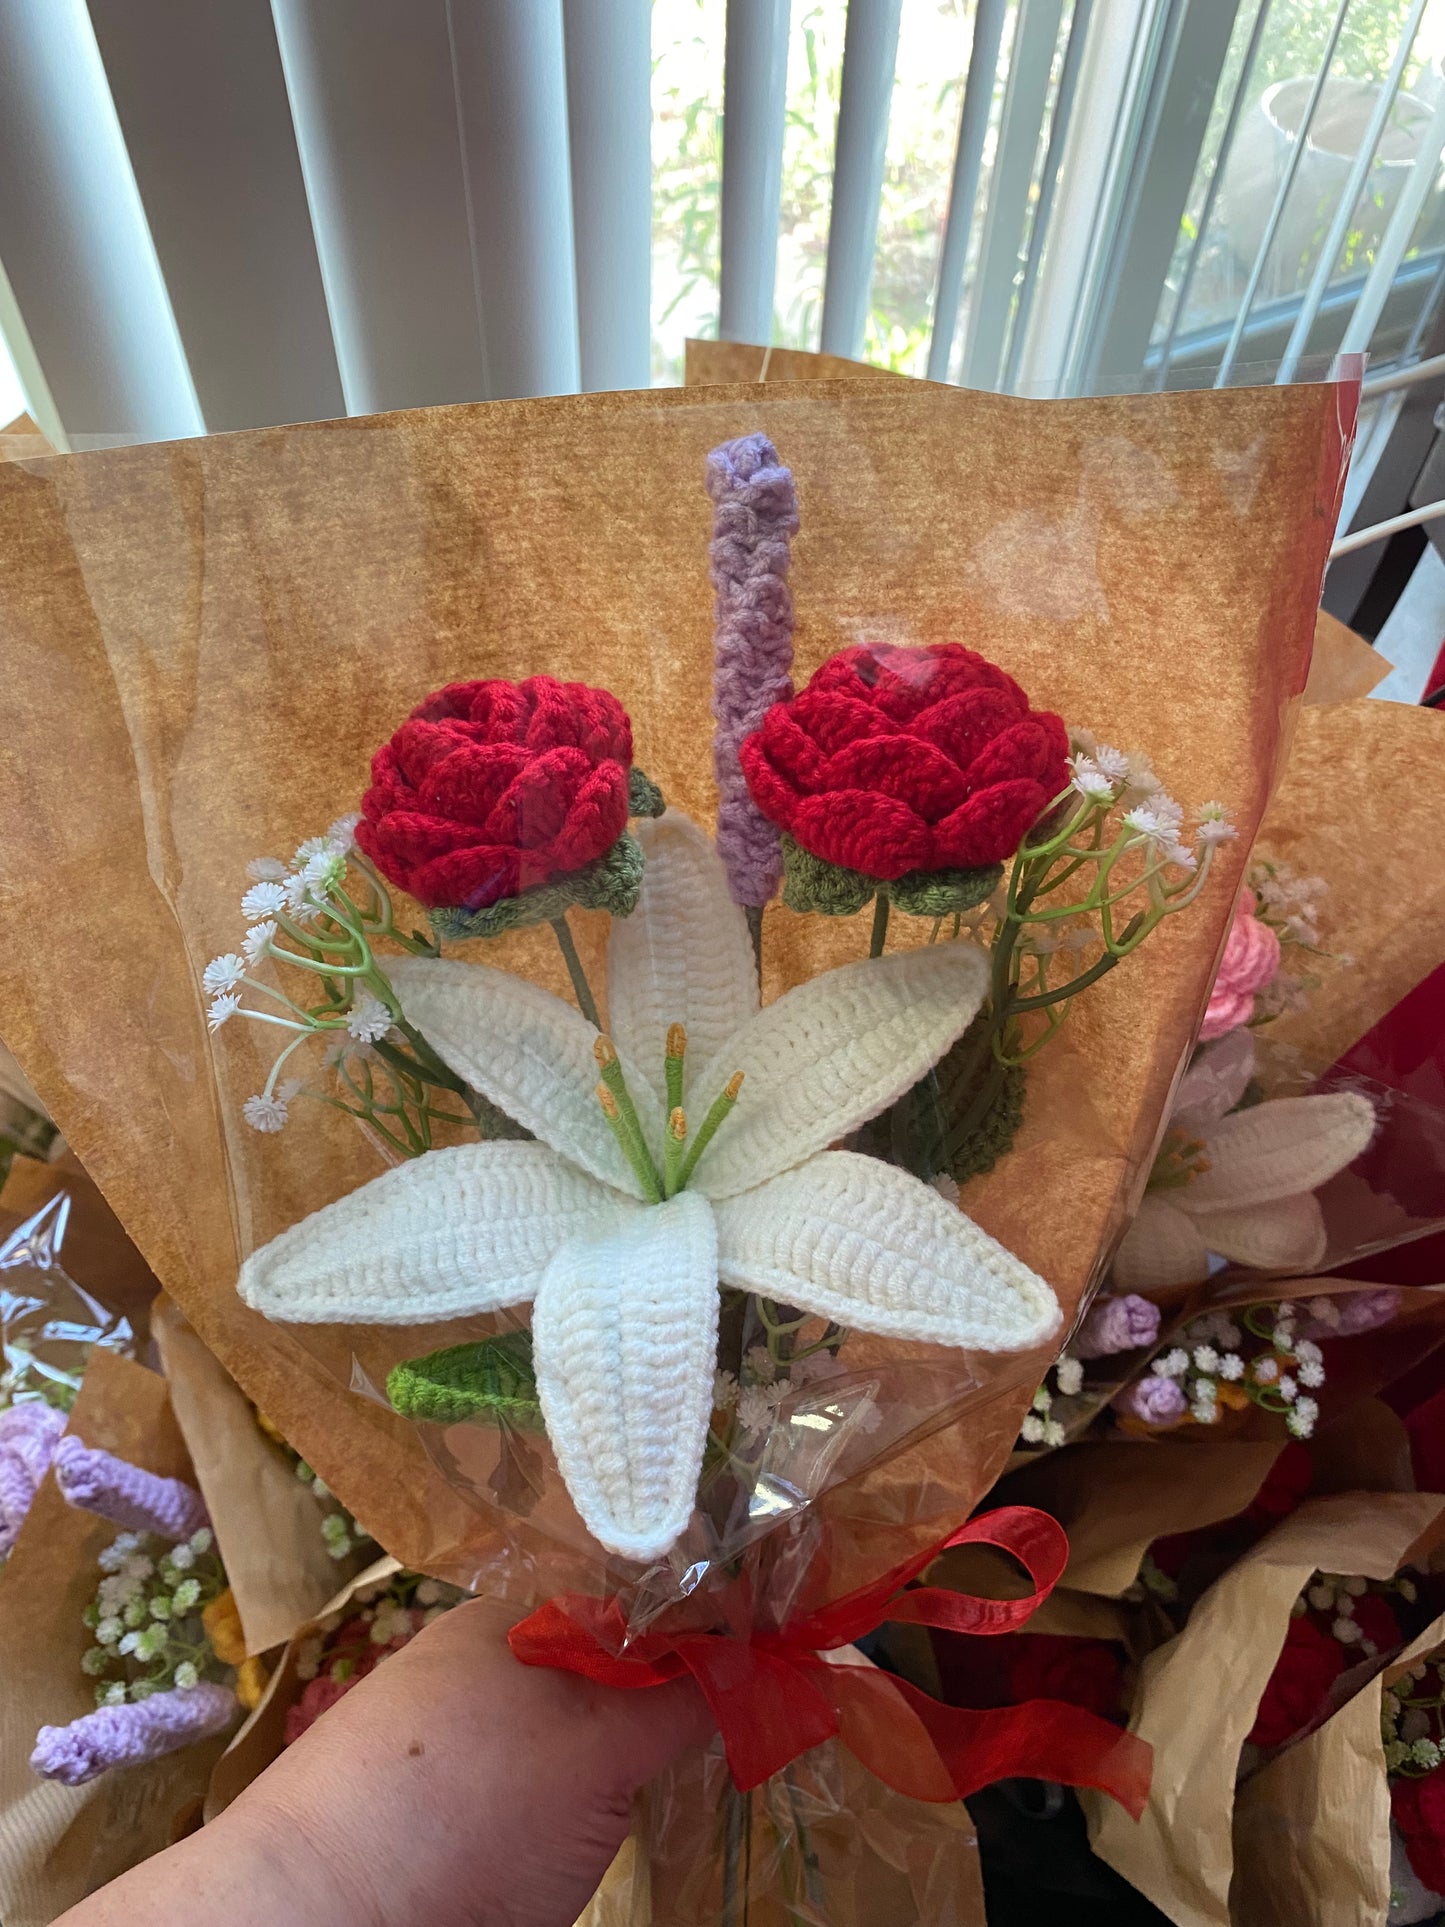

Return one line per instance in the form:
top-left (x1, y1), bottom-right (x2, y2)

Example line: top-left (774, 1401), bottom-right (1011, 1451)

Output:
top-left (1082, 1491), bottom-right (1445, 1927)
top-left (152, 1295), bottom-right (370, 1655)
top-left (1253, 696), bottom-right (1445, 1086)
top-left (0, 375), bottom-right (1350, 1577)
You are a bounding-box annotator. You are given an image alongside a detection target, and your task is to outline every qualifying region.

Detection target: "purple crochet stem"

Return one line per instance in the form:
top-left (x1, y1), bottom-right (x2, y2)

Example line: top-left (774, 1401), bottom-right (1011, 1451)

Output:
top-left (706, 433), bottom-right (799, 908)
top-left (32, 1683), bottom-right (237, 1786)
top-left (1116, 1375), bottom-right (1188, 1426)
top-left (1074, 1294), bottom-right (1162, 1361)
top-left (0, 1401), bottom-right (66, 1480)
top-left (53, 1437), bottom-right (208, 1541)
top-left (0, 1404), bottom-right (65, 1555)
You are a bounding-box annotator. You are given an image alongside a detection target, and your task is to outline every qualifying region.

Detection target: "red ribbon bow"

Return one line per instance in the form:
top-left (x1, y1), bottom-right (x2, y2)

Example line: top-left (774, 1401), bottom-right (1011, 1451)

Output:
top-left (509, 1505), bottom-right (1150, 1815)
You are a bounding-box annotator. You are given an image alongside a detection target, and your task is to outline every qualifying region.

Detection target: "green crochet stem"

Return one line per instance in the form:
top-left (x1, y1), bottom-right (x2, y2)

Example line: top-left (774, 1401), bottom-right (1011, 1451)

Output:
top-left (594, 1039), bottom-right (663, 1201)
top-left (387, 1332), bottom-right (543, 1430)
top-left (551, 916), bottom-right (600, 1028)
top-left (677, 1074), bottom-right (743, 1189)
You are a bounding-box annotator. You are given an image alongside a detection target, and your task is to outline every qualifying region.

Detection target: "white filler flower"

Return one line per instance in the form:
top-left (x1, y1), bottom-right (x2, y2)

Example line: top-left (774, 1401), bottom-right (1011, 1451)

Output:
top-left (239, 813), bottom-right (1058, 1562)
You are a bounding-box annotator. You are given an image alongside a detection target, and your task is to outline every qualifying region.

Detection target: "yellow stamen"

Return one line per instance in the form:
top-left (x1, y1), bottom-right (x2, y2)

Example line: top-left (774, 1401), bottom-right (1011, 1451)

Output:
top-left (593, 1033), bottom-right (617, 1068)
top-left (670, 1106), bottom-right (687, 1139)
top-left (666, 1023), bottom-right (687, 1058)
top-left (596, 1083), bottom-right (619, 1119)
top-left (725, 1070), bottom-right (745, 1101)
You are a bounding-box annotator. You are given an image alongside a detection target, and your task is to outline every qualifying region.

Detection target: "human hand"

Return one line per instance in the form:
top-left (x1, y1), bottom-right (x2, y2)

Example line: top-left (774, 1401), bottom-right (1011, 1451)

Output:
top-left (57, 1596), bottom-right (712, 1927)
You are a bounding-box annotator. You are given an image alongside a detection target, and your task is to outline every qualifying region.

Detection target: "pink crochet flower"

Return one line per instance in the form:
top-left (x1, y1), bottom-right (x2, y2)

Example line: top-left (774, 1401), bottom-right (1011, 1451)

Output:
top-left (1200, 889), bottom-right (1281, 1041)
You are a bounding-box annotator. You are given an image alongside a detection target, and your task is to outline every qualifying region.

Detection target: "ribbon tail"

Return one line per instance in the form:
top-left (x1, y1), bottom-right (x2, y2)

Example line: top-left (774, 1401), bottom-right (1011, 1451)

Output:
top-left (888, 1675), bottom-right (1153, 1819)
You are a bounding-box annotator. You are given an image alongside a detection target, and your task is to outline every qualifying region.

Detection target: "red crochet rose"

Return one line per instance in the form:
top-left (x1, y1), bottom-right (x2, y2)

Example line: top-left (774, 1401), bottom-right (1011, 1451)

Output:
top-left (1393, 1770), bottom-right (1445, 1895)
top-left (1003, 1634), bottom-right (1126, 1722)
top-left (738, 643), bottom-right (1069, 879)
top-left (1248, 1616), bottom-right (1344, 1748)
top-left (357, 677), bottom-right (633, 910)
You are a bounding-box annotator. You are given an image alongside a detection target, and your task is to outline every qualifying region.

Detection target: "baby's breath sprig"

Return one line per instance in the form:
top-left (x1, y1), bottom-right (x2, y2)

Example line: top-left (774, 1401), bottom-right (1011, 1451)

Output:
top-left (1247, 858), bottom-right (1348, 1025)
top-left (79, 1526), bottom-right (230, 1707)
top-left (1125, 1303), bottom-right (1325, 1438)
top-left (1019, 1352), bottom-right (1084, 1449)
top-left (208, 816), bottom-right (488, 1155)
top-left (1385, 1644), bottom-right (1445, 1776)
top-left (913, 734), bottom-right (1234, 1183)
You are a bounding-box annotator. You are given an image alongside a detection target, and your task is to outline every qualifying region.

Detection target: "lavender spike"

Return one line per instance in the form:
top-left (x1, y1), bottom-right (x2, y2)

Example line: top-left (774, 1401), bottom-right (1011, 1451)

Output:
top-left (32, 1683), bottom-right (238, 1785)
top-left (705, 433), bottom-right (799, 908)
top-left (53, 1437), bottom-right (208, 1541)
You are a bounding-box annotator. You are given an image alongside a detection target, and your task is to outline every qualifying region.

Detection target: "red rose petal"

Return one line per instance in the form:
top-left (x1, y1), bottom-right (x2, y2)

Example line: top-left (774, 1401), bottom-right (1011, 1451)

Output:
top-left (910, 686), bottom-right (1026, 771)
top-left (454, 680), bottom-right (530, 741)
top-left (754, 706), bottom-right (830, 792)
top-left (821, 732), bottom-right (972, 821)
top-left (407, 842), bottom-right (522, 911)
top-left (415, 742), bottom-right (533, 828)
top-left (932, 778), bottom-right (1049, 866)
top-left (482, 745), bottom-right (592, 850)
top-left (792, 689), bottom-right (891, 756)
top-left (361, 810), bottom-right (488, 871)
top-left (521, 677), bottom-right (633, 763)
top-left (788, 790), bottom-right (932, 880)
top-left (959, 714), bottom-right (1069, 794)
top-left (534, 760), bottom-right (629, 880)
top-left (1247, 1616), bottom-right (1344, 1748)
top-left (391, 718), bottom-right (475, 788)
top-left (737, 734), bottom-right (806, 827)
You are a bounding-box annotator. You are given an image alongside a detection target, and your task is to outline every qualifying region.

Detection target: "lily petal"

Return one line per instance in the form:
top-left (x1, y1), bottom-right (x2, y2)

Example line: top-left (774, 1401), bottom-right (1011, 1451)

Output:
top-left (1194, 1193), bottom-right (1327, 1274)
top-left (606, 813), bottom-right (758, 1109)
top-left (387, 956), bottom-right (662, 1198)
top-left (714, 1151), bottom-right (1058, 1350)
top-left (533, 1191), bottom-right (718, 1562)
top-left (1185, 1092), bottom-right (1376, 1213)
top-left (238, 1142), bottom-right (633, 1324)
top-left (688, 939), bottom-right (990, 1200)
top-left (1111, 1194), bottom-right (1211, 1293)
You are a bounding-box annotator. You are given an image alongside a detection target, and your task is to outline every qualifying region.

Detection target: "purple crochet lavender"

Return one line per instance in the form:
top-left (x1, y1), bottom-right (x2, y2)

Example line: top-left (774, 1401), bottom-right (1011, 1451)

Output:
top-left (0, 1403), bottom-right (65, 1556)
top-left (0, 1400), bottom-right (66, 1480)
top-left (706, 432), bottom-right (799, 908)
top-left (1073, 1294), bottom-right (1162, 1361)
top-left (1299, 1287), bottom-right (1401, 1342)
top-left (53, 1436), bottom-right (208, 1541)
top-left (1116, 1374), bottom-right (1188, 1426)
top-left (31, 1682), bottom-right (237, 1786)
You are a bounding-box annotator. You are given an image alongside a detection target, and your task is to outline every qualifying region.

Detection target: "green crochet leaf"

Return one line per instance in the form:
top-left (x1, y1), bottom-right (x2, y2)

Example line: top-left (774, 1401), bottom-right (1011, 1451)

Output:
top-left (386, 1331), bottom-right (544, 1430)
top-left (888, 862), bottom-right (1003, 918)
top-left (428, 832), bottom-right (645, 942)
top-left (780, 837), bottom-right (875, 916)
top-left (628, 767), bottom-right (666, 817)
top-left (779, 836), bottom-right (1002, 920)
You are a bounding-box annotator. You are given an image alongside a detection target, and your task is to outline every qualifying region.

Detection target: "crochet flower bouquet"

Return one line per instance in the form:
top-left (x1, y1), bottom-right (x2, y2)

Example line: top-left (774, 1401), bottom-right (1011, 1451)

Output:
top-left (0, 376), bottom-right (1354, 1921)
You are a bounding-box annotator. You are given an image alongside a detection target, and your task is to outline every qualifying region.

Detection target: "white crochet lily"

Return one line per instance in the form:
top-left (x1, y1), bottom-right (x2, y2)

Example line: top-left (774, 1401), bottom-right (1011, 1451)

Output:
top-left (1113, 1031), bottom-right (1376, 1293)
top-left (239, 813), bottom-right (1059, 1562)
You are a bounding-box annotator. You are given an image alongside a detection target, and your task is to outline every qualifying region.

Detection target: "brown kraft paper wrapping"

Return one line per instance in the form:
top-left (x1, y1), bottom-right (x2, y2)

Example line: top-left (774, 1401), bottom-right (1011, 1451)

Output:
top-left (1232, 1606), bottom-right (1445, 1927)
top-left (990, 1440), bottom-right (1286, 1596)
top-left (0, 1351), bottom-right (228, 1926)
top-left (0, 375), bottom-right (1350, 1577)
top-left (151, 1295), bottom-right (367, 1655)
top-left (1082, 1490), bottom-right (1445, 1927)
top-left (1252, 695), bottom-right (1445, 1083)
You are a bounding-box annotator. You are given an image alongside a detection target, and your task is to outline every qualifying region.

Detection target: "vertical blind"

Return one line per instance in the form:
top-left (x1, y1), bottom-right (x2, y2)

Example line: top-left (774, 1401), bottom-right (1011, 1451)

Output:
top-left (0, 0), bottom-right (1443, 455)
